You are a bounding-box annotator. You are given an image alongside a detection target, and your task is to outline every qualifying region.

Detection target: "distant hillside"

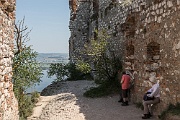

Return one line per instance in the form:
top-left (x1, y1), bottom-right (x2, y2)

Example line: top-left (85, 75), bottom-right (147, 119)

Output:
top-left (37, 53), bottom-right (69, 63)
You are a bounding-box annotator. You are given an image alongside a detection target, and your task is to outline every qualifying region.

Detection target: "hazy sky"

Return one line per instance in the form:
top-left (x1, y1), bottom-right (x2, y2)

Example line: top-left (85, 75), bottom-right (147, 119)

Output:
top-left (16, 0), bottom-right (70, 53)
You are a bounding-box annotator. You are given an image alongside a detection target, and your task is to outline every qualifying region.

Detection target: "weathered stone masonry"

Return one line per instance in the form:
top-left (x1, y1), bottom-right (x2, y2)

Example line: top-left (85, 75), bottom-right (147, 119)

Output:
top-left (69, 0), bottom-right (180, 115)
top-left (0, 0), bottom-right (19, 120)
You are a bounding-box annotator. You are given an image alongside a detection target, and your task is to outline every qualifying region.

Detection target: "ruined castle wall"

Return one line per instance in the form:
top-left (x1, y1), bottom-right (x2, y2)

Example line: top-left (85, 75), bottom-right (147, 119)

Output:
top-left (69, 0), bottom-right (180, 115)
top-left (98, 0), bottom-right (129, 57)
top-left (0, 0), bottom-right (19, 119)
top-left (131, 0), bottom-right (180, 110)
top-left (98, 0), bottom-right (180, 113)
top-left (69, 0), bottom-right (91, 62)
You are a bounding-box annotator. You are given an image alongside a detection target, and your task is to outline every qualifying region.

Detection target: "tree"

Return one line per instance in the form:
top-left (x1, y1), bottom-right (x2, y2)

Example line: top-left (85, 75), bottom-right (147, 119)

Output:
top-left (12, 17), bottom-right (43, 119)
top-left (76, 29), bottom-right (123, 97)
top-left (77, 29), bottom-right (122, 82)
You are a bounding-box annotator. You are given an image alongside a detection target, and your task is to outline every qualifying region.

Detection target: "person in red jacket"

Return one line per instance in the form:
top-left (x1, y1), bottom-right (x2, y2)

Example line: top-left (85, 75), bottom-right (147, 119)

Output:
top-left (121, 71), bottom-right (131, 106)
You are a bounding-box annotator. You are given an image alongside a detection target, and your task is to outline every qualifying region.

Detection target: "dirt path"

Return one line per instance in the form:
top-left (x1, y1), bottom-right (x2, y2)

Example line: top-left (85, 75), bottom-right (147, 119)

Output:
top-left (28, 80), bottom-right (158, 120)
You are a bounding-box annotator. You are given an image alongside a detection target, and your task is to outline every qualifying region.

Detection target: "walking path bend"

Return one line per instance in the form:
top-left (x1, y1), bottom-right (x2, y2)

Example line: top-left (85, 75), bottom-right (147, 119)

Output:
top-left (27, 80), bottom-right (157, 120)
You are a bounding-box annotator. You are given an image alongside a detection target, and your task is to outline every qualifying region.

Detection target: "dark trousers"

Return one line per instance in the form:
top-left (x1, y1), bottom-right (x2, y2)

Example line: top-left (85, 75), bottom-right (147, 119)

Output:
top-left (143, 97), bottom-right (160, 114)
top-left (119, 88), bottom-right (131, 101)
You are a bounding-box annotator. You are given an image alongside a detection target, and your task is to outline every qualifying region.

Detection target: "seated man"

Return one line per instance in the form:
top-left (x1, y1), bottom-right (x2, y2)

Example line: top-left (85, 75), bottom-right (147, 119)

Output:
top-left (142, 77), bottom-right (160, 119)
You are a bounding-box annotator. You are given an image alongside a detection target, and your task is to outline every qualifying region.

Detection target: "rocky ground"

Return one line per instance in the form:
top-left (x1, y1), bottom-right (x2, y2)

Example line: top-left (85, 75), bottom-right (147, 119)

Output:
top-left (27, 80), bottom-right (158, 120)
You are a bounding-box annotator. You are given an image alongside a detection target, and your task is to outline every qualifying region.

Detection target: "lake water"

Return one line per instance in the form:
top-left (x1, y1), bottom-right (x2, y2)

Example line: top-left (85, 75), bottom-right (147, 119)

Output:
top-left (26, 70), bottom-right (55, 93)
top-left (26, 53), bottom-right (69, 93)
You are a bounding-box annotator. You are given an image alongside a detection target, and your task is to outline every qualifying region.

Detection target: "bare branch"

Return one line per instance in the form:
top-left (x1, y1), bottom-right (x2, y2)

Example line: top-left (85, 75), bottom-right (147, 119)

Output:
top-left (14, 17), bottom-right (32, 55)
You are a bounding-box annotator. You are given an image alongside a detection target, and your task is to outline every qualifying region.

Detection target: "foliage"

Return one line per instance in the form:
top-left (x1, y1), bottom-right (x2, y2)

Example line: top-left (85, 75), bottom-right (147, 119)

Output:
top-left (47, 62), bottom-right (92, 82)
top-left (76, 60), bottom-right (91, 74)
top-left (78, 29), bottom-right (122, 81)
top-left (76, 29), bottom-right (123, 97)
top-left (84, 29), bottom-right (109, 59)
top-left (47, 63), bottom-right (68, 81)
top-left (18, 94), bottom-right (33, 120)
top-left (31, 91), bottom-right (40, 103)
top-left (65, 62), bottom-right (92, 81)
top-left (13, 17), bottom-right (42, 90)
top-left (18, 91), bottom-right (40, 120)
top-left (13, 17), bottom-right (43, 119)
top-left (159, 103), bottom-right (180, 120)
top-left (13, 47), bottom-right (42, 91)
top-left (94, 55), bottom-right (122, 82)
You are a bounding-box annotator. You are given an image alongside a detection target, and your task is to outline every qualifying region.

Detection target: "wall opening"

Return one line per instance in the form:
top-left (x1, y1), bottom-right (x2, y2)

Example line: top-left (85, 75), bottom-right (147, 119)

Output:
top-left (147, 41), bottom-right (160, 62)
top-left (121, 13), bottom-right (136, 38)
top-left (126, 44), bottom-right (134, 57)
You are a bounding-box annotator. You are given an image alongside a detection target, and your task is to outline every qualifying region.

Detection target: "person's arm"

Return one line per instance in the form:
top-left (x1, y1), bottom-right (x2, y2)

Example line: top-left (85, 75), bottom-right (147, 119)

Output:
top-left (147, 84), bottom-right (159, 97)
top-left (121, 75), bottom-right (124, 84)
top-left (118, 70), bottom-right (121, 83)
top-left (129, 76), bottom-right (134, 85)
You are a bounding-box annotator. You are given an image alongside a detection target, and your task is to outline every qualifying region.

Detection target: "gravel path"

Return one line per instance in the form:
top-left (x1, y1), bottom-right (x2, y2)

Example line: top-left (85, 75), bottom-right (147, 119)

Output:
top-left (28, 80), bottom-right (158, 120)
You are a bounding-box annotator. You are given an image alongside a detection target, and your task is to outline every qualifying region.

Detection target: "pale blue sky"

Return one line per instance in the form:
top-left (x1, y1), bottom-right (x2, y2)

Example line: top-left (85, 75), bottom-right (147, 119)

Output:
top-left (16, 0), bottom-right (70, 53)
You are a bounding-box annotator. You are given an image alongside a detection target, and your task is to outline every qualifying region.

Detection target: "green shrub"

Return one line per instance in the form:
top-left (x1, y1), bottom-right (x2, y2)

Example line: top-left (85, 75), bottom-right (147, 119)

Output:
top-left (159, 103), bottom-right (180, 120)
top-left (48, 62), bottom-right (93, 82)
top-left (19, 95), bottom-right (34, 120)
top-left (16, 90), bottom-right (40, 120)
top-left (66, 62), bottom-right (93, 81)
top-left (31, 91), bottom-right (40, 103)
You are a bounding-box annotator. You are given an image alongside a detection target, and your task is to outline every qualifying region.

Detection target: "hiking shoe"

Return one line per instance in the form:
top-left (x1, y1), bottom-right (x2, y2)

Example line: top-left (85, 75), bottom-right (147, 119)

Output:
top-left (118, 99), bottom-right (123, 103)
top-left (148, 112), bottom-right (152, 117)
top-left (142, 114), bottom-right (150, 119)
top-left (121, 102), bottom-right (128, 106)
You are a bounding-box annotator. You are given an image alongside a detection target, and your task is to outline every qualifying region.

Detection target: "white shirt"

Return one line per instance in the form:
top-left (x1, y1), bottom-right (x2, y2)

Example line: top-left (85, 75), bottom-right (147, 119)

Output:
top-left (147, 83), bottom-right (160, 98)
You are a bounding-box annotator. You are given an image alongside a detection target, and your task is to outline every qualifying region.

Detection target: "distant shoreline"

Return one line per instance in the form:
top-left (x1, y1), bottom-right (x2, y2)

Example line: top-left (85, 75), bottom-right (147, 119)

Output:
top-left (26, 53), bottom-right (69, 94)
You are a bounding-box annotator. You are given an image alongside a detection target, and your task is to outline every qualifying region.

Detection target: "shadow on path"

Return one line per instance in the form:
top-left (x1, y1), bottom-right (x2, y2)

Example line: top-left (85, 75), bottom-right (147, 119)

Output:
top-left (31, 80), bottom-right (158, 120)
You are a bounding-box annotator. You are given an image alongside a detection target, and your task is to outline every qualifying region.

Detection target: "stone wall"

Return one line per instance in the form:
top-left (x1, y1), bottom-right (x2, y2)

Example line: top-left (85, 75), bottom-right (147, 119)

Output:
top-left (121, 0), bottom-right (180, 114)
top-left (69, 0), bottom-right (91, 62)
top-left (0, 0), bottom-right (19, 120)
top-left (69, 0), bottom-right (180, 115)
